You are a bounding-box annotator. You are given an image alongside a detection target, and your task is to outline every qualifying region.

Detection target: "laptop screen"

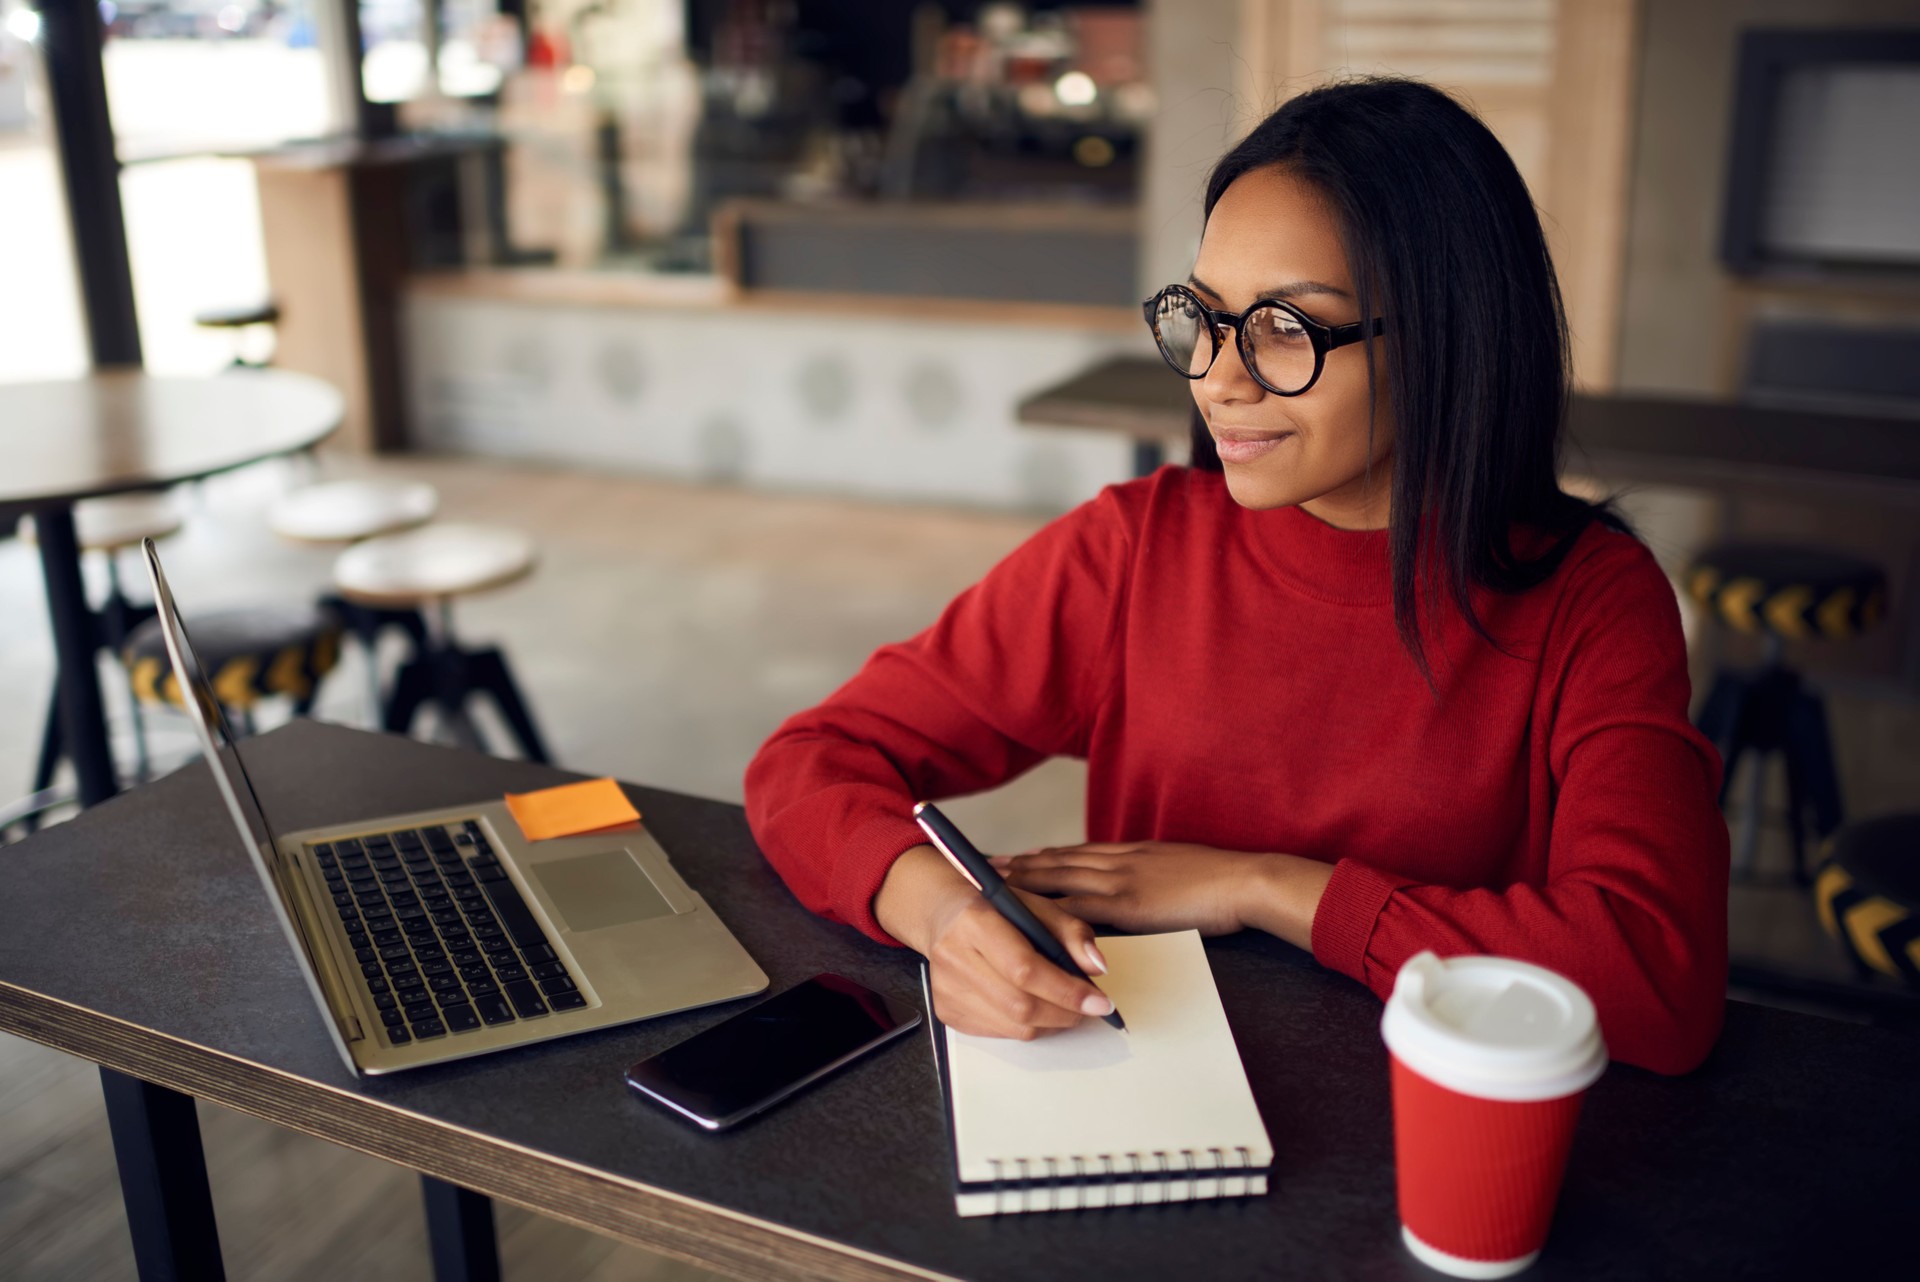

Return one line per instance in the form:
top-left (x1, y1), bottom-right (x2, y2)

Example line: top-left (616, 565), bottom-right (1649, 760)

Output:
top-left (141, 559), bottom-right (281, 862)
top-left (139, 538), bottom-right (361, 1074)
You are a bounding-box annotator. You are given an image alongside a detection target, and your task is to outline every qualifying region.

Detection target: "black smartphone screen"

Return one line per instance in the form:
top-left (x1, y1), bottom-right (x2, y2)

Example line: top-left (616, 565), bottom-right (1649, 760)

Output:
top-left (624, 974), bottom-right (921, 1130)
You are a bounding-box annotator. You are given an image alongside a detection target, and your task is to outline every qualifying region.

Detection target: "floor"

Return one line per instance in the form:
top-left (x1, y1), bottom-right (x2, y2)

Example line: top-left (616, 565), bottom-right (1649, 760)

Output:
top-left (2, 455), bottom-right (1912, 1279)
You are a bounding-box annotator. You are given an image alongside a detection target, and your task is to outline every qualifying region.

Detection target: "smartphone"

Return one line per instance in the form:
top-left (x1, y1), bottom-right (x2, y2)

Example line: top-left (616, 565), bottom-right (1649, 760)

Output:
top-left (624, 974), bottom-right (922, 1130)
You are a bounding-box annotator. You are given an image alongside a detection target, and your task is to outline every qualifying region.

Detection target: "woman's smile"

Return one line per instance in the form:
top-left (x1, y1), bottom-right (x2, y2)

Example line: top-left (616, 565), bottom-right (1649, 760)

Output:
top-left (1211, 428), bottom-right (1294, 465)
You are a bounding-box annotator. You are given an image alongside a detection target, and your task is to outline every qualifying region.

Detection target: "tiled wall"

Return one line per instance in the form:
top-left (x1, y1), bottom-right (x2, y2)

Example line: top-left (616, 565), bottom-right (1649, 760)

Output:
top-left (404, 292), bottom-right (1143, 513)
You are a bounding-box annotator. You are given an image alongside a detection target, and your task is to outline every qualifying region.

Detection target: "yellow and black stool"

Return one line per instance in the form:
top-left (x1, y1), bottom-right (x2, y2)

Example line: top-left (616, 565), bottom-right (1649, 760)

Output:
top-left (1688, 543), bottom-right (1889, 884)
top-left (123, 606), bottom-right (344, 737)
top-left (1815, 815), bottom-right (1920, 990)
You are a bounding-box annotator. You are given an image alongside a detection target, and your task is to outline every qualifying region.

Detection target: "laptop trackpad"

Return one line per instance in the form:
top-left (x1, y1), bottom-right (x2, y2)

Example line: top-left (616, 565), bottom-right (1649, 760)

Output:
top-left (531, 850), bottom-right (675, 933)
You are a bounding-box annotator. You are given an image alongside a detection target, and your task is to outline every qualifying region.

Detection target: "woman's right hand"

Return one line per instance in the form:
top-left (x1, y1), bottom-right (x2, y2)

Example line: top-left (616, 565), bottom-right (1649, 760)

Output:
top-left (874, 844), bottom-right (1114, 1041)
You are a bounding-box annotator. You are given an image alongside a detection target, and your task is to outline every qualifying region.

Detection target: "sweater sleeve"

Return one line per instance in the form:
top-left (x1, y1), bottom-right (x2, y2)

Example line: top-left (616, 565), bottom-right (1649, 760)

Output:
top-left (1310, 541), bottom-right (1731, 1075)
top-left (744, 490), bottom-right (1134, 945)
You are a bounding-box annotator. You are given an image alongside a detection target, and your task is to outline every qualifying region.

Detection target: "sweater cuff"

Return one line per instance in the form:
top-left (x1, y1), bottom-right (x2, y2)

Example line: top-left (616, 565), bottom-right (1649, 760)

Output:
top-left (1310, 858), bottom-right (1412, 988)
top-left (831, 813), bottom-right (931, 948)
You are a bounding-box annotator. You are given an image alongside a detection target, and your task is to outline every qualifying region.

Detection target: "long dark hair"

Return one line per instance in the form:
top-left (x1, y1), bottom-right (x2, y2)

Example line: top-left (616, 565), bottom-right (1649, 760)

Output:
top-left (1191, 77), bottom-right (1621, 679)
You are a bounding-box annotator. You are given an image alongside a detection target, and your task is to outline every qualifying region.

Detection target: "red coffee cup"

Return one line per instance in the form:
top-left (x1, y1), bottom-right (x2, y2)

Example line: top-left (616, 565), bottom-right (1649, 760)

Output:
top-left (1380, 952), bottom-right (1605, 1278)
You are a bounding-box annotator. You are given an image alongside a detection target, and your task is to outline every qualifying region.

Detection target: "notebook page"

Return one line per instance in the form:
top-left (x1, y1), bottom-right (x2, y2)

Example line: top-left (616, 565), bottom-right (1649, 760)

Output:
top-left (945, 930), bottom-right (1272, 1183)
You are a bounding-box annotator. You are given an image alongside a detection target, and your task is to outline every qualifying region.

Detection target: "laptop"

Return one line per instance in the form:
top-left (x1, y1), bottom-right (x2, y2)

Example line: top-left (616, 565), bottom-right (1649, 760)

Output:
top-left (140, 538), bottom-right (769, 1076)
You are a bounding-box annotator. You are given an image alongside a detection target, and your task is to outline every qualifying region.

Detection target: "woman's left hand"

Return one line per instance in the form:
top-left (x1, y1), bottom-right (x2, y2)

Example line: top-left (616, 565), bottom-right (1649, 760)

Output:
top-left (991, 842), bottom-right (1277, 937)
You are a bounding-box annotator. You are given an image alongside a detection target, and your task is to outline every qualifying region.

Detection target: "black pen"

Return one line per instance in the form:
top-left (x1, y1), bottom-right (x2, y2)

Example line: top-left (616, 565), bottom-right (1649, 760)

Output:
top-left (912, 801), bottom-right (1126, 1032)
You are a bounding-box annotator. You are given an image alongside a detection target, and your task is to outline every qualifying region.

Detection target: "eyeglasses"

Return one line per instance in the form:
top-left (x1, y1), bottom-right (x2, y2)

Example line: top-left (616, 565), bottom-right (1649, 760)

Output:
top-left (1142, 284), bottom-right (1385, 397)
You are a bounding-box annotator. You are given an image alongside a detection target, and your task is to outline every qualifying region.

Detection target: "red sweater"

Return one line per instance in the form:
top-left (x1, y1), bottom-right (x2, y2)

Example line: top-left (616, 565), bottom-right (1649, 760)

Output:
top-left (745, 468), bottom-right (1729, 1074)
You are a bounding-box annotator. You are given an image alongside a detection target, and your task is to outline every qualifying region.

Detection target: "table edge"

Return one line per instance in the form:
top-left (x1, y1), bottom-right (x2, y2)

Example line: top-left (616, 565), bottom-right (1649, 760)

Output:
top-left (0, 981), bottom-right (956, 1282)
top-left (0, 370), bottom-right (344, 518)
top-left (1568, 445), bottom-right (1920, 506)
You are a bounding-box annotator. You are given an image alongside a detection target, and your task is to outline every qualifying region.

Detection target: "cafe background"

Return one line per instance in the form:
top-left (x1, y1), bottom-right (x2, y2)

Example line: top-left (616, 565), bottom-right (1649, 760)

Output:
top-left (3, 1), bottom-right (1917, 1277)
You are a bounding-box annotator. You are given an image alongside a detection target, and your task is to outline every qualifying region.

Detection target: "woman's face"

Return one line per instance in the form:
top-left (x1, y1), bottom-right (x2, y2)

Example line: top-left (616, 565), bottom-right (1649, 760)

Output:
top-left (1186, 165), bottom-right (1392, 528)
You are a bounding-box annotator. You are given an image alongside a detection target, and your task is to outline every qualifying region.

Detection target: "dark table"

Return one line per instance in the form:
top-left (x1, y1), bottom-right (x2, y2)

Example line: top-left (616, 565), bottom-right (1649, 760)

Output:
top-left (0, 369), bottom-right (343, 809)
top-left (1017, 356), bottom-right (1192, 476)
top-left (1017, 356), bottom-right (1920, 500)
top-left (1563, 393), bottom-right (1920, 506)
top-left (1, 721), bottom-right (1913, 1279)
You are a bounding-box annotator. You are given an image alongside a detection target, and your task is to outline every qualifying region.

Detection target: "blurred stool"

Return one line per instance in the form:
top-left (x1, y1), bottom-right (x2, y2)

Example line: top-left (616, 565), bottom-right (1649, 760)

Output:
top-left (270, 478), bottom-right (439, 723)
top-left (197, 297), bottom-right (316, 484)
top-left (19, 493), bottom-right (183, 819)
top-left (269, 478), bottom-right (437, 544)
top-left (1688, 543), bottom-right (1889, 884)
top-left (331, 523), bottom-right (550, 763)
top-left (70, 493), bottom-right (187, 550)
top-left (1815, 815), bottom-right (1920, 990)
top-left (123, 605), bottom-right (343, 736)
top-left (194, 299), bottom-right (279, 369)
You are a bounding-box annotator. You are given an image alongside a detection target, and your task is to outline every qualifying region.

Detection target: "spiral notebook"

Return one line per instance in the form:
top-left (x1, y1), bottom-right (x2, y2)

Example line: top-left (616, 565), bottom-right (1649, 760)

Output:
top-left (923, 929), bottom-right (1273, 1217)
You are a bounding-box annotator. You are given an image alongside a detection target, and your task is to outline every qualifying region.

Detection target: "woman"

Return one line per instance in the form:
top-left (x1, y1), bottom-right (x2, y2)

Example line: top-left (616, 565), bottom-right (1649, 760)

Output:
top-left (744, 78), bottom-right (1729, 1074)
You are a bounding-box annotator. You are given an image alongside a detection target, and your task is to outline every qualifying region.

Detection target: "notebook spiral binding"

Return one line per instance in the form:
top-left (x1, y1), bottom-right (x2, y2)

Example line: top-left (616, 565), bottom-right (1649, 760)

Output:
top-left (984, 1144), bottom-right (1261, 1213)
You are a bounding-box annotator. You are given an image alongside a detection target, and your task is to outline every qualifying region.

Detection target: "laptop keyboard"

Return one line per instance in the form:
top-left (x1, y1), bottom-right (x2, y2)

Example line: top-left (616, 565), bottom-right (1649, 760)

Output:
top-left (312, 821), bottom-right (589, 1047)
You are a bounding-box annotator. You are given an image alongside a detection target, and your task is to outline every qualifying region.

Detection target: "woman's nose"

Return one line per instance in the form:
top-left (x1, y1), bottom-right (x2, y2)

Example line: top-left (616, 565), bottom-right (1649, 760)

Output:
top-left (1200, 325), bottom-right (1263, 403)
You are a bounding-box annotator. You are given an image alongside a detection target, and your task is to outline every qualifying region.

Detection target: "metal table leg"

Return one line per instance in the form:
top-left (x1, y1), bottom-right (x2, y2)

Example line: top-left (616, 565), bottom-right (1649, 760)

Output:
top-left (34, 506), bottom-right (118, 808)
top-left (98, 1069), bottom-right (226, 1282)
top-left (422, 1176), bottom-right (502, 1282)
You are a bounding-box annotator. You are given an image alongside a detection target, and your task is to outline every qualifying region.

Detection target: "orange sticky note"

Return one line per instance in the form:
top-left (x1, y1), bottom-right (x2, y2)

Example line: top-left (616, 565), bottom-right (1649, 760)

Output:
top-left (504, 778), bottom-right (642, 842)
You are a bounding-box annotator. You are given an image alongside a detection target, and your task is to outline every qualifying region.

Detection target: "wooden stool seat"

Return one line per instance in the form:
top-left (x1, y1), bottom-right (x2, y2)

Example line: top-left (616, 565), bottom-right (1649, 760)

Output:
top-left (270, 479), bottom-right (438, 544)
top-left (16, 493), bottom-right (183, 553)
top-left (1816, 814), bottom-right (1920, 989)
top-left (123, 605), bottom-right (341, 714)
top-left (1686, 543), bottom-right (1888, 640)
top-left (76, 494), bottom-right (184, 551)
top-left (332, 523), bottom-right (537, 607)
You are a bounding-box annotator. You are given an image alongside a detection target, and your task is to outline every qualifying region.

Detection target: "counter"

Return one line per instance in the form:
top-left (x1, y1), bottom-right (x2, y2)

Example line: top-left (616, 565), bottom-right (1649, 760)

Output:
top-left (403, 266), bottom-right (1146, 512)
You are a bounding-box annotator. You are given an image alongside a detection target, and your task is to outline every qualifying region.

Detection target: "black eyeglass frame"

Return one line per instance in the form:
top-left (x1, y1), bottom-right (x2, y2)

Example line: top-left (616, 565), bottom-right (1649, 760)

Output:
top-left (1141, 284), bottom-right (1386, 397)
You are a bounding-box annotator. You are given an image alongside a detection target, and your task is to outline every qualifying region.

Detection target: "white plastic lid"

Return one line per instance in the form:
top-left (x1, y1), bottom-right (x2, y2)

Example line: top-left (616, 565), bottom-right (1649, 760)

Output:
top-left (1380, 952), bottom-right (1606, 1102)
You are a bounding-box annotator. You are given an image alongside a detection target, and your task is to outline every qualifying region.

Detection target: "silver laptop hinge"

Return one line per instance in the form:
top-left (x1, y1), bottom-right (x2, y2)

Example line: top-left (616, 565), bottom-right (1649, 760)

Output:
top-left (282, 846), bottom-right (368, 1043)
